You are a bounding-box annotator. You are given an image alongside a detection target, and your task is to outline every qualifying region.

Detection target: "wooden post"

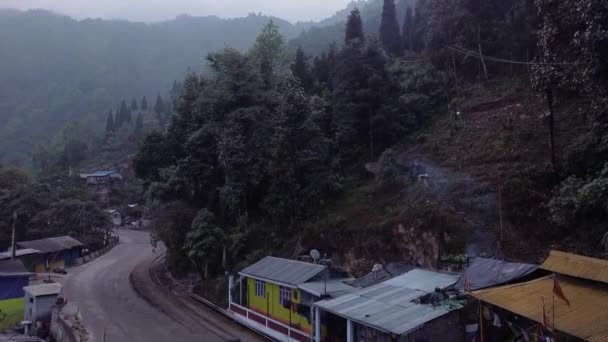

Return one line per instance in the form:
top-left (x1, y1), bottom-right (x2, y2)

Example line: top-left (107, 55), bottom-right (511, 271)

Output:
top-left (479, 300), bottom-right (484, 342)
top-left (498, 172), bottom-right (503, 243)
top-left (478, 25), bottom-right (488, 81)
top-left (239, 275), bottom-right (243, 306)
top-left (546, 88), bottom-right (557, 169)
top-left (11, 211), bottom-right (17, 259)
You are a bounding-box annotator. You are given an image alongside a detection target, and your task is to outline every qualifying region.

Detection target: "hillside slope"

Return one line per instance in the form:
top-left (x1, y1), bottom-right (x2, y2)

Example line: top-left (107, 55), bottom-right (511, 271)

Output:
top-left (299, 79), bottom-right (597, 274)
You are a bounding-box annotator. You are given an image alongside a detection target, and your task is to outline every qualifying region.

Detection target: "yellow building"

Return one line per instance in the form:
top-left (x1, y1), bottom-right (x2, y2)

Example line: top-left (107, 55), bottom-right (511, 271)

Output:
top-left (229, 256), bottom-right (354, 342)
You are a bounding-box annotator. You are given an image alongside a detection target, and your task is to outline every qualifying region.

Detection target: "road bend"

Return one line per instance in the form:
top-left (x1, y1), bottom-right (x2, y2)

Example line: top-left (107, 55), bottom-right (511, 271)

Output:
top-left (62, 228), bottom-right (251, 342)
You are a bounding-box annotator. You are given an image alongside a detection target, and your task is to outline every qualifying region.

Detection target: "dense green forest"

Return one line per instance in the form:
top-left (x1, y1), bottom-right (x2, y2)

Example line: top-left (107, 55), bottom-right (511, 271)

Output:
top-left (1, 0), bottom-right (607, 283)
top-left (133, 0), bottom-right (608, 280)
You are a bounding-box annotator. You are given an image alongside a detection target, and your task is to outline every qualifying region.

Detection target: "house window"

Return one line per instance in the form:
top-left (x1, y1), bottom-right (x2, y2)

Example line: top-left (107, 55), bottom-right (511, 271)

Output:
top-left (279, 286), bottom-right (291, 305)
top-left (255, 280), bottom-right (265, 297)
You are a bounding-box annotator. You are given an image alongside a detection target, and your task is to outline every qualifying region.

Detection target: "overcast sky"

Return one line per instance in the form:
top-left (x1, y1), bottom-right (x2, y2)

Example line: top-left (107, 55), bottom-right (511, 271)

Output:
top-left (2, 0), bottom-right (354, 23)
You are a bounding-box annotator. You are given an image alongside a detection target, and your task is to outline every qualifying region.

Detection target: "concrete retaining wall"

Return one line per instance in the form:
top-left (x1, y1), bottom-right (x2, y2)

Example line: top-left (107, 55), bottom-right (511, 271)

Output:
top-left (51, 303), bottom-right (89, 342)
top-left (73, 242), bottom-right (119, 267)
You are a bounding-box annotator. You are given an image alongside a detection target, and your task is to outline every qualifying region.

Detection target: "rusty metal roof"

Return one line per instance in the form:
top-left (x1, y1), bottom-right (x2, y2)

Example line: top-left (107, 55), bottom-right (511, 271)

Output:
top-left (472, 275), bottom-right (608, 342)
top-left (541, 250), bottom-right (608, 284)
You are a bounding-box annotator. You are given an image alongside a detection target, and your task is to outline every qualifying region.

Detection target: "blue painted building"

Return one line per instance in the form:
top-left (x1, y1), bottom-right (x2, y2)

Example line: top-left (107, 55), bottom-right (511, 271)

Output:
top-left (0, 259), bottom-right (32, 329)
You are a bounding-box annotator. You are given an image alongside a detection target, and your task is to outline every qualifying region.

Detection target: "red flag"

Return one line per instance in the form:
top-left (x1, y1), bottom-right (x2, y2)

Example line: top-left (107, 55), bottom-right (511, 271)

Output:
top-left (553, 274), bottom-right (570, 306)
top-left (541, 296), bottom-right (554, 332)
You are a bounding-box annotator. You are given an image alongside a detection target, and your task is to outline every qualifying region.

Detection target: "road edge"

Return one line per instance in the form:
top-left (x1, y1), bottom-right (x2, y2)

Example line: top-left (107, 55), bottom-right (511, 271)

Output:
top-left (129, 255), bottom-right (269, 342)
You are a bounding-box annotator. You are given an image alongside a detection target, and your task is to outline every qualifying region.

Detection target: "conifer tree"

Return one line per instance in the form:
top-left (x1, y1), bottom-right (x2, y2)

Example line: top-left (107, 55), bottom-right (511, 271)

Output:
top-left (413, 6), bottom-right (423, 52)
top-left (291, 47), bottom-right (313, 91)
top-left (134, 113), bottom-right (144, 140)
top-left (141, 96), bottom-right (148, 111)
top-left (116, 100), bottom-right (128, 128)
top-left (105, 110), bottom-right (114, 133)
top-left (380, 0), bottom-right (404, 56)
top-left (154, 94), bottom-right (166, 125)
top-left (345, 8), bottom-right (365, 43)
top-left (402, 7), bottom-right (413, 52)
top-left (125, 106), bottom-right (133, 124)
top-left (130, 97), bottom-right (138, 111)
top-left (154, 94), bottom-right (164, 114)
top-left (104, 110), bottom-right (114, 143)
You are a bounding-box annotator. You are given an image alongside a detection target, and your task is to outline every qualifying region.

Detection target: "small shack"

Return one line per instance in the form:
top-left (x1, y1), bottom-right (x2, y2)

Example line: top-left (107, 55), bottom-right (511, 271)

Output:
top-left (79, 170), bottom-right (122, 185)
top-left (0, 259), bottom-right (33, 330)
top-left (472, 250), bottom-right (608, 341)
top-left (17, 236), bottom-right (84, 272)
top-left (23, 283), bottom-right (62, 329)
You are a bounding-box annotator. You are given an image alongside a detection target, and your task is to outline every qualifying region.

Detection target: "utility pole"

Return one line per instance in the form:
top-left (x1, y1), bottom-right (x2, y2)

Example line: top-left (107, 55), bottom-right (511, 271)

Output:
top-left (11, 211), bottom-right (17, 259)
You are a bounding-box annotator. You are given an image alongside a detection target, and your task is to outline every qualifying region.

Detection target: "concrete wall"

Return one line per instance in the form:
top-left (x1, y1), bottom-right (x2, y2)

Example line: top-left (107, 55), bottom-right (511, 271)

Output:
top-left (51, 303), bottom-right (88, 342)
top-left (25, 293), bottom-right (58, 325)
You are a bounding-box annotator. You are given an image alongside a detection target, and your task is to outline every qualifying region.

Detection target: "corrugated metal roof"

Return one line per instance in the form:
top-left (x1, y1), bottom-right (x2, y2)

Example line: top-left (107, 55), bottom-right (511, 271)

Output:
top-left (454, 257), bottom-right (539, 291)
top-left (17, 236), bottom-right (83, 253)
top-left (23, 283), bottom-right (62, 297)
top-left (472, 275), bottom-right (608, 342)
top-left (346, 262), bottom-right (414, 288)
top-left (541, 250), bottom-right (608, 284)
top-left (314, 269), bottom-right (461, 335)
top-left (382, 269), bottom-right (461, 291)
top-left (240, 256), bottom-right (325, 286)
top-left (0, 248), bottom-right (41, 260)
top-left (298, 279), bottom-right (356, 297)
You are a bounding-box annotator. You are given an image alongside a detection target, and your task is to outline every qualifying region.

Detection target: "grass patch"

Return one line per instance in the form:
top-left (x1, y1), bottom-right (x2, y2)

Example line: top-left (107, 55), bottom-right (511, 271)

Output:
top-left (0, 297), bottom-right (24, 331)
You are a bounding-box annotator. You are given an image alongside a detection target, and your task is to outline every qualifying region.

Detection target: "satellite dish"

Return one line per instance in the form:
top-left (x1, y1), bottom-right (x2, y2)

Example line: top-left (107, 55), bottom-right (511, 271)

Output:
top-left (310, 249), bottom-right (321, 264)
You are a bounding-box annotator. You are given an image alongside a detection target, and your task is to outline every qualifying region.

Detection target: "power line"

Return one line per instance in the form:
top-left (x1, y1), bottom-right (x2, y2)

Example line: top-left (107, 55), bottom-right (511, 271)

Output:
top-left (448, 45), bottom-right (580, 66)
top-left (386, 55), bottom-right (427, 64)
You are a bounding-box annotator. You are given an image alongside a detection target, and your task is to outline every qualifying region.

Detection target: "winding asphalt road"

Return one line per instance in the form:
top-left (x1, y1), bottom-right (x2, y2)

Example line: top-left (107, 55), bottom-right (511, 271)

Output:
top-left (62, 229), bottom-right (249, 342)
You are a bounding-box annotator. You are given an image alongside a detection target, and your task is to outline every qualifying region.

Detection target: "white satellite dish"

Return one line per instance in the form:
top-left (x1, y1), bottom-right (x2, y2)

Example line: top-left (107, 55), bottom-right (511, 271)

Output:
top-left (310, 249), bottom-right (321, 264)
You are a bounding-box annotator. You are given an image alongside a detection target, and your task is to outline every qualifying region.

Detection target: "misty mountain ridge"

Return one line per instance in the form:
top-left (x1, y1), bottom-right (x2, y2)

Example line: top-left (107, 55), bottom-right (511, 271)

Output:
top-left (0, 1), bottom-right (389, 167)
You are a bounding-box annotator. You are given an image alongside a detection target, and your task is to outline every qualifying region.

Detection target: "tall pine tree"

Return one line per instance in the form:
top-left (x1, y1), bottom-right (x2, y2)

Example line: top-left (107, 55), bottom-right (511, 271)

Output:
top-left (116, 100), bottom-right (129, 128)
top-left (141, 96), bottom-right (148, 111)
top-left (134, 113), bottom-right (144, 140)
top-left (345, 8), bottom-right (365, 43)
top-left (291, 47), bottom-right (313, 91)
top-left (104, 110), bottom-right (115, 142)
top-left (130, 97), bottom-right (138, 111)
top-left (402, 7), bottom-right (414, 52)
top-left (380, 0), bottom-right (404, 56)
top-left (154, 94), bottom-right (166, 125)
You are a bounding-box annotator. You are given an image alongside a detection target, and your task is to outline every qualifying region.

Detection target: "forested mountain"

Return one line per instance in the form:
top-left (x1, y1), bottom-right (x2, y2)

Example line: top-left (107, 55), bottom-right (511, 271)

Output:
top-left (132, 0), bottom-right (608, 283)
top-left (0, 9), bottom-right (313, 167)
